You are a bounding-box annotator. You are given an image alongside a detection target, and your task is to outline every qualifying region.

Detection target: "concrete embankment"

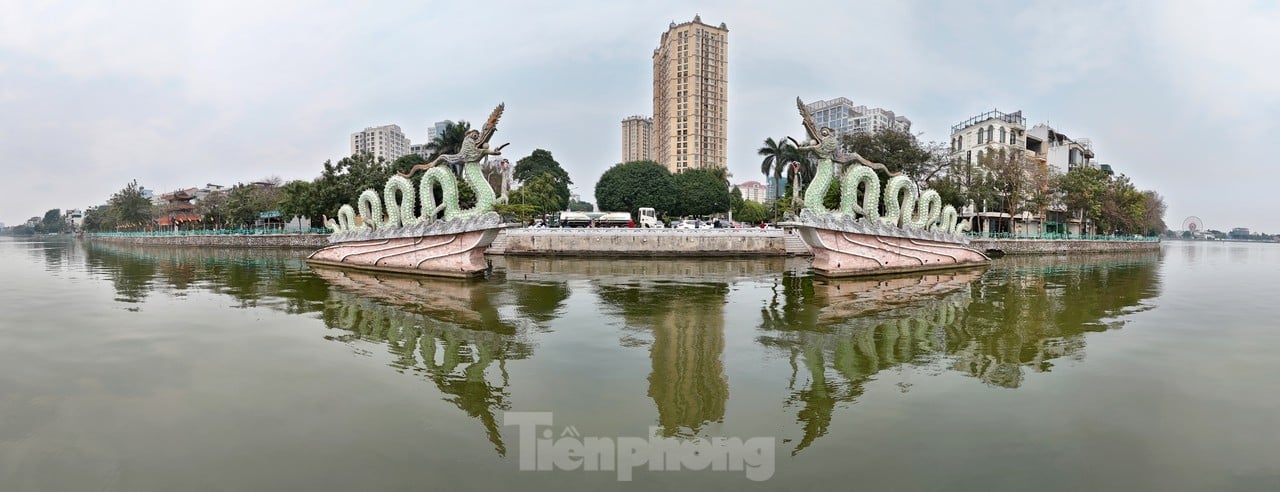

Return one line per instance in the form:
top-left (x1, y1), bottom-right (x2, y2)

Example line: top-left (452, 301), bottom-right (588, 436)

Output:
top-left (491, 228), bottom-right (813, 257)
top-left (87, 234), bottom-right (329, 249)
top-left (968, 238), bottom-right (1160, 256)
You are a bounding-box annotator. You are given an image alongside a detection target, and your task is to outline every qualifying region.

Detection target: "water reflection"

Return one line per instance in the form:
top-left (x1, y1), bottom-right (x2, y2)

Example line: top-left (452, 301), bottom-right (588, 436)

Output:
top-left (758, 253), bottom-right (1161, 454)
top-left (311, 267), bottom-right (536, 456)
top-left (83, 241), bottom-right (326, 312)
top-left (59, 240), bottom-right (1163, 462)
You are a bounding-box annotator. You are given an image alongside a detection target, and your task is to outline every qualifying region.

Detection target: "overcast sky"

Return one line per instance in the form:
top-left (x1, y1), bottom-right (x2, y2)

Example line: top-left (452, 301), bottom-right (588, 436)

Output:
top-left (2, 0), bottom-right (1277, 232)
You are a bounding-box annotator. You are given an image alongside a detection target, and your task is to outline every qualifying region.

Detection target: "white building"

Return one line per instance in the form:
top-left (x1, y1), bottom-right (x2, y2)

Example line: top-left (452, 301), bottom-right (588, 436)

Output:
top-left (1025, 124), bottom-right (1095, 172)
top-left (736, 180), bottom-right (768, 203)
top-left (950, 109), bottom-right (1029, 164)
top-left (805, 97), bottom-right (911, 140)
top-left (351, 124), bottom-right (412, 161)
top-left (64, 209), bottom-right (84, 230)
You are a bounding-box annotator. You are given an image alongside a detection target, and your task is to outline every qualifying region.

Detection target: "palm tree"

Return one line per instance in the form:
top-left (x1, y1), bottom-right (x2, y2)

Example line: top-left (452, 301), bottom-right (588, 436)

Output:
top-left (758, 137), bottom-right (797, 200)
top-left (424, 121), bottom-right (471, 175)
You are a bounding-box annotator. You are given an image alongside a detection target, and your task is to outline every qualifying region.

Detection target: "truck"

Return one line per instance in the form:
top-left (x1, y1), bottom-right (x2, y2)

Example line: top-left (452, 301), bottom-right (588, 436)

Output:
top-left (550, 208), bottom-right (663, 228)
top-left (638, 207), bottom-right (663, 228)
top-left (555, 211), bottom-right (630, 228)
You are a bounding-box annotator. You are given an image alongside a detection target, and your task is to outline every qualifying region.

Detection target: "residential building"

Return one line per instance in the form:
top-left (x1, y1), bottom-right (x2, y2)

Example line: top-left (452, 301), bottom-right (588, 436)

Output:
top-left (1230, 227), bottom-right (1251, 239)
top-left (950, 109), bottom-right (1029, 165)
top-left (736, 181), bottom-right (768, 203)
top-left (351, 124), bottom-right (412, 161)
top-left (64, 209), bottom-right (83, 230)
top-left (621, 115), bottom-right (654, 162)
top-left (652, 15), bottom-right (729, 173)
top-left (193, 184), bottom-right (226, 202)
top-left (1025, 124), bottom-right (1095, 172)
top-left (804, 98), bottom-right (911, 139)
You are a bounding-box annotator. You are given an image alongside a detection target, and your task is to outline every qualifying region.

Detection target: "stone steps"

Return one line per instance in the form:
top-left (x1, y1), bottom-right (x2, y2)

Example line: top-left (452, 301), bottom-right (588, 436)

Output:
top-left (485, 230), bottom-right (509, 254)
top-left (784, 231), bottom-right (812, 255)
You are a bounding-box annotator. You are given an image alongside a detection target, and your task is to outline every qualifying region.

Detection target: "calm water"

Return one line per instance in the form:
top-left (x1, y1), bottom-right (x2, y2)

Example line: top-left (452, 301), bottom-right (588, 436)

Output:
top-left (1, 237), bottom-right (1278, 490)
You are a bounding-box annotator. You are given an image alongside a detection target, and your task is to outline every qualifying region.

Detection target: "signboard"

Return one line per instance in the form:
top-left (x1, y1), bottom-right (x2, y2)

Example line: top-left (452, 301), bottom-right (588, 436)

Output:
top-left (259, 210), bottom-right (283, 219)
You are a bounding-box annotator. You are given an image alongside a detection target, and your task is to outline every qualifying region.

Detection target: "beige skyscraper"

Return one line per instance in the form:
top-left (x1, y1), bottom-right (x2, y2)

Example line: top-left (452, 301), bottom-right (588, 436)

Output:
top-left (620, 115), bottom-right (653, 162)
top-left (652, 15), bottom-right (728, 173)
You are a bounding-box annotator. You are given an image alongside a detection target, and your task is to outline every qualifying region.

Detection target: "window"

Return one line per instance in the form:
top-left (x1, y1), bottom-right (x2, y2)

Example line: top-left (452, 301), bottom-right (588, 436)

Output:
top-left (977, 129), bottom-right (983, 144)
top-left (1000, 127), bottom-right (1006, 144)
top-left (987, 125), bottom-right (994, 143)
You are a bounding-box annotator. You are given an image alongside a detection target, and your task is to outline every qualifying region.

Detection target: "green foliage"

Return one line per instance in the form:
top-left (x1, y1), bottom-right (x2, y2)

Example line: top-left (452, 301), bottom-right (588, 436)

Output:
top-left (390, 153), bottom-right (428, 177)
top-left (729, 186), bottom-right (744, 215)
top-left (595, 160), bottom-right (676, 217)
top-left (1058, 166), bottom-right (1109, 230)
top-left (736, 201), bottom-right (768, 224)
top-left (841, 129), bottom-right (930, 177)
top-left (672, 169), bottom-right (730, 217)
top-left (494, 203), bottom-right (539, 223)
top-left (39, 209), bottom-right (65, 234)
top-left (514, 149), bottom-right (572, 211)
top-left (224, 182), bottom-right (283, 228)
top-left (278, 180), bottom-right (315, 226)
top-left (424, 121), bottom-right (471, 167)
top-left (567, 200), bottom-right (594, 212)
top-left (510, 173), bottom-right (562, 215)
top-left (196, 190), bottom-right (231, 229)
top-left (106, 180), bottom-right (155, 231)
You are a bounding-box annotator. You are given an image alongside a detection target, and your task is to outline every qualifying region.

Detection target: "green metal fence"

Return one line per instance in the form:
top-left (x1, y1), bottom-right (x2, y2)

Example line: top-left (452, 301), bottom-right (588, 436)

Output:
top-left (88, 228), bottom-right (331, 237)
top-left (966, 232), bottom-right (1160, 242)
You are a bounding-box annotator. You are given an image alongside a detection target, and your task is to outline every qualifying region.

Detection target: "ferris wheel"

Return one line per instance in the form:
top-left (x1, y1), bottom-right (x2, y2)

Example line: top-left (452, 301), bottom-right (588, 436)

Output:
top-left (1182, 216), bottom-right (1203, 233)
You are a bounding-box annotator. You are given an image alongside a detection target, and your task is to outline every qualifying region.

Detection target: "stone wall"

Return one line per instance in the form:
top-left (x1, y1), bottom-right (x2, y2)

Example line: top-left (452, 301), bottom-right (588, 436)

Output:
top-left (499, 228), bottom-right (805, 256)
top-left (88, 234), bottom-right (329, 249)
top-left (969, 238), bottom-right (1160, 255)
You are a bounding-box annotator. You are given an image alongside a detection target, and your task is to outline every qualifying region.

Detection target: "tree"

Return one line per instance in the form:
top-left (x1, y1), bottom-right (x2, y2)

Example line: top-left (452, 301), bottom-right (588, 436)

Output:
top-left (594, 160), bottom-right (676, 217)
top-left (1058, 166), bottom-right (1109, 234)
top-left (390, 153), bottom-right (428, 177)
top-left (729, 186), bottom-right (745, 216)
top-left (224, 182), bottom-right (283, 228)
top-left (197, 190), bottom-right (231, 229)
top-left (279, 180), bottom-right (315, 227)
top-left (82, 207), bottom-right (109, 232)
top-left (736, 201), bottom-right (768, 224)
top-left (672, 169), bottom-right (731, 217)
top-left (107, 180), bottom-right (154, 231)
top-left (841, 129), bottom-right (932, 178)
top-left (567, 200), bottom-right (594, 212)
top-left (1140, 190), bottom-right (1167, 236)
top-left (510, 173), bottom-right (563, 216)
top-left (979, 148), bottom-right (1035, 232)
top-left (424, 121), bottom-right (471, 174)
top-left (40, 209), bottom-right (64, 234)
top-left (514, 149), bottom-right (572, 211)
top-left (758, 137), bottom-right (801, 201)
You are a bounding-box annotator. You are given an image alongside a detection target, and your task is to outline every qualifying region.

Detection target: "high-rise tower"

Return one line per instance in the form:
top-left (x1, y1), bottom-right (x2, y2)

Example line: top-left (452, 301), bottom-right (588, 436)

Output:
top-left (652, 15), bottom-right (728, 173)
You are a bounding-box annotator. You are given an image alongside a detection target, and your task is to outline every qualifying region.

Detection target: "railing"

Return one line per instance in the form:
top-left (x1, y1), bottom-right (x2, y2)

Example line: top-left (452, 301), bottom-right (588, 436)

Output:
top-left (87, 227), bottom-right (331, 237)
top-left (966, 232), bottom-right (1161, 242)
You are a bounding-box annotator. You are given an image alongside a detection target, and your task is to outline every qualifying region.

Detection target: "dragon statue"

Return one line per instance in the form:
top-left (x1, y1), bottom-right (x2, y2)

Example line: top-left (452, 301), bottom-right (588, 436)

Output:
top-left (325, 103), bottom-right (511, 235)
top-left (789, 97), bottom-right (970, 236)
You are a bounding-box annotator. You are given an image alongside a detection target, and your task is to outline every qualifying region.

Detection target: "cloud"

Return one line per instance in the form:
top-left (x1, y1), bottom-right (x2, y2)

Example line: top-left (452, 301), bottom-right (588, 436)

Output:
top-left (1, 0), bottom-right (1278, 231)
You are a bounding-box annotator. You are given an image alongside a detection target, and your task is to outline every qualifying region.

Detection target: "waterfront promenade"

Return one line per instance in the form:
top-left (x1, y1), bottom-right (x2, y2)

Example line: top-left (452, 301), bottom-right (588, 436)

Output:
top-left (86, 228), bottom-right (1160, 255)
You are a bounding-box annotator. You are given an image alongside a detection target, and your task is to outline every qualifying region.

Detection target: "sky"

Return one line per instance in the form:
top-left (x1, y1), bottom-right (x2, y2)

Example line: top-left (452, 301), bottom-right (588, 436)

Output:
top-left (1, 0), bottom-right (1278, 232)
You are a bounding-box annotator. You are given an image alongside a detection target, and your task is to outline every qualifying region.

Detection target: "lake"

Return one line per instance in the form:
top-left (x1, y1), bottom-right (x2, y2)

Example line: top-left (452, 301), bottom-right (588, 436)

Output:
top-left (1, 237), bottom-right (1277, 490)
